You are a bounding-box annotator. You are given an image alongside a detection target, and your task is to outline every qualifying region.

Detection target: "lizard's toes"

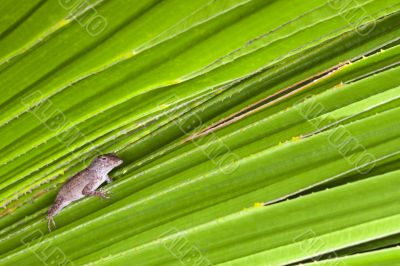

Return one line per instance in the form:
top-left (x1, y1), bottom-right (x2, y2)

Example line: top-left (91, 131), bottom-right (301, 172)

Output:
top-left (99, 190), bottom-right (111, 199)
top-left (47, 217), bottom-right (56, 232)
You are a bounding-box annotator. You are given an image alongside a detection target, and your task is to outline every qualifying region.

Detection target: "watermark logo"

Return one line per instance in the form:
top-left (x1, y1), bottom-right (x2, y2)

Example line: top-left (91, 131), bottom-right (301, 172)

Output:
top-left (295, 96), bottom-right (376, 174)
top-left (59, 0), bottom-right (107, 36)
top-left (160, 228), bottom-right (213, 266)
top-left (21, 91), bottom-right (104, 166)
top-left (328, 0), bottom-right (376, 36)
top-left (161, 95), bottom-right (241, 175)
top-left (294, 229), bottom-right (345, 266)
top-left (21, 229), bottom-right (74, 266)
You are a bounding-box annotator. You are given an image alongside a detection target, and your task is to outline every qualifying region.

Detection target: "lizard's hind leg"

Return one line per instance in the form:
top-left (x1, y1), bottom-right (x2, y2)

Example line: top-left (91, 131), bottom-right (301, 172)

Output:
top-left (47, 196), bottom-right (69, 232)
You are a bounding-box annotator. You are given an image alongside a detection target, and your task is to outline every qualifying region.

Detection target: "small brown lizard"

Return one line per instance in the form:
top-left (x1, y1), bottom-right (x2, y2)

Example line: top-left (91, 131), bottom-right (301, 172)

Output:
top-left (47, 153), bottom-right (123, 232)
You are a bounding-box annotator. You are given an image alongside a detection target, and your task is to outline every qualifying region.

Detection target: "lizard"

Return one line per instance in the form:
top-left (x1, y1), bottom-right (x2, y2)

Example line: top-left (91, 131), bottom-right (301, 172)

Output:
top-left (47, 153), bottom-right (123, 232)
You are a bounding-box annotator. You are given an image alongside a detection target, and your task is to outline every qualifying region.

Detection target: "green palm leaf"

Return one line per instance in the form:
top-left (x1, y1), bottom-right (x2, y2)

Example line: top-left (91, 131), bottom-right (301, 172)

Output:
top-left (1, 0), bottom-right (400, 265)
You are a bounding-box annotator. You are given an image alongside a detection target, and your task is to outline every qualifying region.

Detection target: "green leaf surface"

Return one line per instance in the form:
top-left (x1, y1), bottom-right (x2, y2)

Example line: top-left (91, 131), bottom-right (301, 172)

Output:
top-left (1, 1), bottom-right (400, 265)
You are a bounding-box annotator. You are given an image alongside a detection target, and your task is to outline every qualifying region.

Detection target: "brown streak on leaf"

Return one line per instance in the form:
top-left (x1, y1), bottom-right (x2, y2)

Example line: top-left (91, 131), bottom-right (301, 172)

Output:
top-left (186, 61), bottom-right (351, 141)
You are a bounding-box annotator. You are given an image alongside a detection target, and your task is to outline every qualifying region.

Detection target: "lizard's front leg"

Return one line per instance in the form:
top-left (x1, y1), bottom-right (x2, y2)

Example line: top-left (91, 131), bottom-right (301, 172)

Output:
top-left (82, 181), bottom-right (109, 199)
top-left (106, 175), bottom-right (112, 184)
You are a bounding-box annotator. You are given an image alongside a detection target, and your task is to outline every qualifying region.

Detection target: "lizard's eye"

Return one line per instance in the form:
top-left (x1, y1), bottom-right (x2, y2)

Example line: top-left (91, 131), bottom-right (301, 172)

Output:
top-left (100, 156), bottom-right (107, 161)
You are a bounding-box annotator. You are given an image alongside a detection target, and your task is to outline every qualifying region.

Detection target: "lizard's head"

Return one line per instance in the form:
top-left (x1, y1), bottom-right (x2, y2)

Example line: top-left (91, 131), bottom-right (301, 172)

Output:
top-left (92, 153), bottom-right (123, 170)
